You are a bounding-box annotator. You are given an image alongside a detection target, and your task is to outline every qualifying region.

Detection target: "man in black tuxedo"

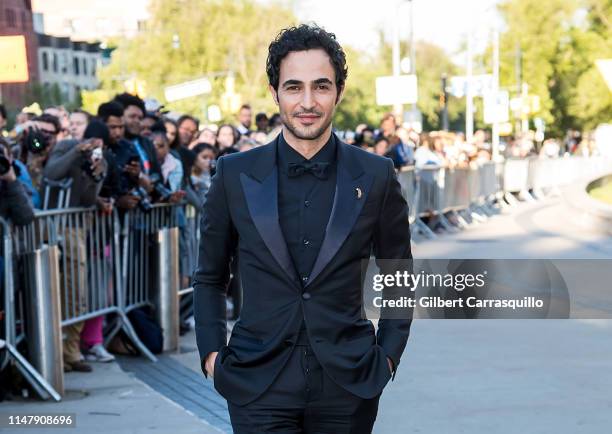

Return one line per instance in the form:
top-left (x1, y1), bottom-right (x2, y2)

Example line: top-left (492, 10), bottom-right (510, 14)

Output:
top-left (193, 24), bottom-right (413, 434)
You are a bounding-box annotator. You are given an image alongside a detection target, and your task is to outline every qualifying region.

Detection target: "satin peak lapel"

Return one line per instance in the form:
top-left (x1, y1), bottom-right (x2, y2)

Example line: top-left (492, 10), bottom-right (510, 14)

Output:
top-left (306, 145), bottom-right (373, 288)
top-left (239, 143), bottom-right (297, 285)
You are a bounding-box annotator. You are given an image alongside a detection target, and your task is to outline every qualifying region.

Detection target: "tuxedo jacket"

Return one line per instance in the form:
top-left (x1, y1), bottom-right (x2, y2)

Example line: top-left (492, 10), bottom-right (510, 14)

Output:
top-left (193, 133), bottom-right (413, 406)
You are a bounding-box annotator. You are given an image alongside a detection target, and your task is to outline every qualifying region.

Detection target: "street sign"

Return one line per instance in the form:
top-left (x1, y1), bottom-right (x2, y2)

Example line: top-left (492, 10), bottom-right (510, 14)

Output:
top-left (0, 35), bottom-right (29, 83)
top-left (207, 105), bottom-right (222, 123)
top-left (484, 90), bottom-right (509, 124)
top-left (449, 74), bottom-right (492, 98)
top-left (164, 77), bottom-right (212, 102)
top-left (403, 108), bottom-right (422, 133)
top-left (375, 75), bottom-right (418, 106)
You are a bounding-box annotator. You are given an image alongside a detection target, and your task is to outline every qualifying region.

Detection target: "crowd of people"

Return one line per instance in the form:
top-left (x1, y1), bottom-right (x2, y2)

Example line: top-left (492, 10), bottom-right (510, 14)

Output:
top-left (0, 95), bottom-right (599, 375)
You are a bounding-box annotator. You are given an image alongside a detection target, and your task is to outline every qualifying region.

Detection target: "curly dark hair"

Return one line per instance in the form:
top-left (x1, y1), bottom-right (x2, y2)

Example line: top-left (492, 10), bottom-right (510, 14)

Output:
top-left (266, 24), bottom-right (348, 93)
top-left (113, 92), bottom-right (146, 115)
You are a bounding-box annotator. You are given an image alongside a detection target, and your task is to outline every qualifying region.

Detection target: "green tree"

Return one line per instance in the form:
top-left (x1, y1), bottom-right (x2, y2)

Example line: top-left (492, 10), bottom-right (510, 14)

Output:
top-left (496, 0), bottom-right (611, 136)
top-left (563, 0), bottom-right (612, 130)
top-left (98, 0), bottom-right (296, 121)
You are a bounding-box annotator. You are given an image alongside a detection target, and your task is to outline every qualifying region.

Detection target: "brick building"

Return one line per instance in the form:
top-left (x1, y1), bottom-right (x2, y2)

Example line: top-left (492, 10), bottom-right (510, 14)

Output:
top-left (0, 0), bottom-right (39, 111)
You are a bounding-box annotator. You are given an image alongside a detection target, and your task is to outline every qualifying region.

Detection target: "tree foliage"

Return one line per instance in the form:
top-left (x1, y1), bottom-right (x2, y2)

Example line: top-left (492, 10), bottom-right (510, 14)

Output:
top-left (497, 0), bottom-right (612, 135)
top-left (97, 0), bottom-right (296, 121)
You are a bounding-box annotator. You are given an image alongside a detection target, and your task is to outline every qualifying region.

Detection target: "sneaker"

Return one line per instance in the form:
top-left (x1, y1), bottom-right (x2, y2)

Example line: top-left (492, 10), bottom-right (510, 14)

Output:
top-left (64, 360), bottom-right (93, 372)
top-left (84, 344), bottom-right (115, 363)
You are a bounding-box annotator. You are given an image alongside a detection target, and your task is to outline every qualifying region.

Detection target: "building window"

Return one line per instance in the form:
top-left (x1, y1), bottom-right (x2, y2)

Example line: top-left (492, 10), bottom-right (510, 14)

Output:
top-left (42, 52), bottom-right (48, 71)
top-left (52, 53), bottom-right (58, 73)
top-left (91, 59), bottom-right (97, 77)
top-left (82, 58), bottom-right (88, 76)
top-left (62, 53), bottom-right (68, 73)
top-left (73, 57), bottom-right (80, 75)
top-left (6, 9), bottom-right (16, 27)
top-left (21, 11), bottom-right (26, 30)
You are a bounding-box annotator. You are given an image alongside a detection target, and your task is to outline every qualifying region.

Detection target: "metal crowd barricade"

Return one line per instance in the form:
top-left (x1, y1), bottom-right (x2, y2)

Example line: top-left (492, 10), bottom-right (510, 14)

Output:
top-left (1, 216), bottom-right (62, 401)
top-left (2, 204), bottom-right (184, 400)
top-left (177, 204), bottom-right (200, 323)
top-left (102, 203), bottom-right (180, 353)
top-left (398, 167), bottom-right (435, 238)
top-left (503, 158), bottom-right (531, 204)
top-left (41, 177), bottom-right (73, 210)
top-left (117, 203), bottom-right (177, 314)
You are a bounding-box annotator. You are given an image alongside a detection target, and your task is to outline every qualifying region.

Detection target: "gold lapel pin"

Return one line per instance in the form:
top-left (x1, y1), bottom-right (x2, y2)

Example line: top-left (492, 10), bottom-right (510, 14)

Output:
top-left (355, 187), bottom-right (362, 199)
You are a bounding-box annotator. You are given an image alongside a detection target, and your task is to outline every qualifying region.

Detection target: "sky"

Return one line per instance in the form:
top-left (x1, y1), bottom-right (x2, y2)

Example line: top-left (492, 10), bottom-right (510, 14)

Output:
top-left (285, 0), bottom-right (502, 56)
top-left (32, 0), bottom-right (503, 60)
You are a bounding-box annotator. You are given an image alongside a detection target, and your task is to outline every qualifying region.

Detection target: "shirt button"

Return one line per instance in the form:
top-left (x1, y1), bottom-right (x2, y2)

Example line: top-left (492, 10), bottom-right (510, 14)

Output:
top-left (304, 200), bottom-right (310, 207)
top-left (302, 276), bottom-right (309, 283)
top-left (303, 238), bottom-right (310, 246)
top-left (302, 292), bottom-right (311, 300)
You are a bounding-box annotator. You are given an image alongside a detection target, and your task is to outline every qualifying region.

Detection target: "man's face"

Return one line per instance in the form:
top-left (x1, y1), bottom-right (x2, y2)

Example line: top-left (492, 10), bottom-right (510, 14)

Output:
top-left (69, 112), bottom-right (88, 140)
top-left (269, 48), bottom-right (342, 142)
top-left (106, 115), bottom-right (125, 145)
top-left (34, 120), bottom-right (59, 150)
top-left (381, 118), bottom-right (396, 137)
top-left (178, 119), bottom-right (198, 146)
top-left (123, 105), bottom-right (143, 136)
top-left (238, 108), bottom-right (252, 129)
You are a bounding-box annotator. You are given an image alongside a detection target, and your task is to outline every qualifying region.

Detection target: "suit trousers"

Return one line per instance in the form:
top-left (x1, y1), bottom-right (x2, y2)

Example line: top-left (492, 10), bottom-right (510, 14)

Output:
top-left (226, 329), bottom-right (381, 434)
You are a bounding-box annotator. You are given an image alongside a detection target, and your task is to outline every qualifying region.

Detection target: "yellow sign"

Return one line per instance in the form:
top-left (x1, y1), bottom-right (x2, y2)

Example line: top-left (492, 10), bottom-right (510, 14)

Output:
top-left (0, 35), bottom-right (29, 83)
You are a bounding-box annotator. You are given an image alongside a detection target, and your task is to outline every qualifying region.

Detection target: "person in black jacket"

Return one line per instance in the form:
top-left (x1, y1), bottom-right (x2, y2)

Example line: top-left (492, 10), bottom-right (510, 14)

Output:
top-left (193, 24), bottom-right (413, 434)
top-left (112, 93), bottom-right (162, 192)
top-left (0, 139), bottom-right (34, 226)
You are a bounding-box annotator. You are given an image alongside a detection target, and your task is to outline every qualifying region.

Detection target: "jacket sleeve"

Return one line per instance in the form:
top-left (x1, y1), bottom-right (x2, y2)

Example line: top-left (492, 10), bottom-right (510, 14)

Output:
top-left (43, 139), bottom-right (82, 180)
top-left (1, 180), bottom-right (35, 226)
top-left (191, 157), bottom-right (238, 377)
top-left (373, 158), bottom-right (413, 381)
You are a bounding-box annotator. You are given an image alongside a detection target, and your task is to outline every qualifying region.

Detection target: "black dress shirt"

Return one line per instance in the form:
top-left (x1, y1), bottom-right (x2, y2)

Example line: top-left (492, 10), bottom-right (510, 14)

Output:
top-left (277, 132), bottom-right (337, 330)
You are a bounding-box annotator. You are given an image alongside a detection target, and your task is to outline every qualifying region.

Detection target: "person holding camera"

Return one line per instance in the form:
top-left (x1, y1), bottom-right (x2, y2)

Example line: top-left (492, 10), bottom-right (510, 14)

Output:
top-left (43, 120), bottom-right (109, 372)
top-left (98, 100), bottom-right (161, 211)
top-left (0, 138), bottom-right (35, 226)
top-left (43, 120), bottom-right (107, 208)
top-left (16, 114), bottom-right (61, 208)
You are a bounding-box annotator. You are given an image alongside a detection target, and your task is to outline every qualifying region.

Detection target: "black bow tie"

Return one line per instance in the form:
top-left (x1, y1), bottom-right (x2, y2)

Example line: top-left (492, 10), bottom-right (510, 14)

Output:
top-left (287, 161), bottom-right (330, 179)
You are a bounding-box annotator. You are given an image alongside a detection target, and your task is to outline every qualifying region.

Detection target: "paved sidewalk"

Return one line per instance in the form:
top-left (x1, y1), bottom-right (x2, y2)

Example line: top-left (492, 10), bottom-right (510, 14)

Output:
top-left (2, 195), bottom-right (610, 434)
top-left (0, 359), bottom-right (222, 434)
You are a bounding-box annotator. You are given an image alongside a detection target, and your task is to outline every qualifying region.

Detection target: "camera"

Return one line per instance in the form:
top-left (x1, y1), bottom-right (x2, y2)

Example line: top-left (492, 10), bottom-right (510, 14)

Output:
top-left (0, 155), bottom-right (11, 176)
top-left (80, 141), bottom-right (104, 179)
top-left (131, 186), bottom-right (153, 212)
top-left (24, 126), bottom-right (50, 155)
top-left (149, 173), bottom-right (173, 202)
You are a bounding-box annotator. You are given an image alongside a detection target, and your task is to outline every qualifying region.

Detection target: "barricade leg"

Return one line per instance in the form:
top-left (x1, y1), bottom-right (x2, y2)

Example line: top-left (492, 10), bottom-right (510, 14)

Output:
top-left (448, 210), bottom-right (471, 229)
top-left (23, 245), bottom-right (64, 400)
top-left (153, 227), bottom-right (180, 352)
top-left (412, 218), bottom-right (437, 239)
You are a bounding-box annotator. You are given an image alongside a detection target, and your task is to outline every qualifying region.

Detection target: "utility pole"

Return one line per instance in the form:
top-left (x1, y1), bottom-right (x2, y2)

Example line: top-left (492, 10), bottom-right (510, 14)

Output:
top-left (492, 28), bottom-right (500, 159)
top-left (441, 74), bottom-right (449, 131)
top-left (466, 28), bottom-right (474, 143)
top-left (392, 4), bottom-right (402, 119)
top-left (409, 0), bottom-right (416, 113)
